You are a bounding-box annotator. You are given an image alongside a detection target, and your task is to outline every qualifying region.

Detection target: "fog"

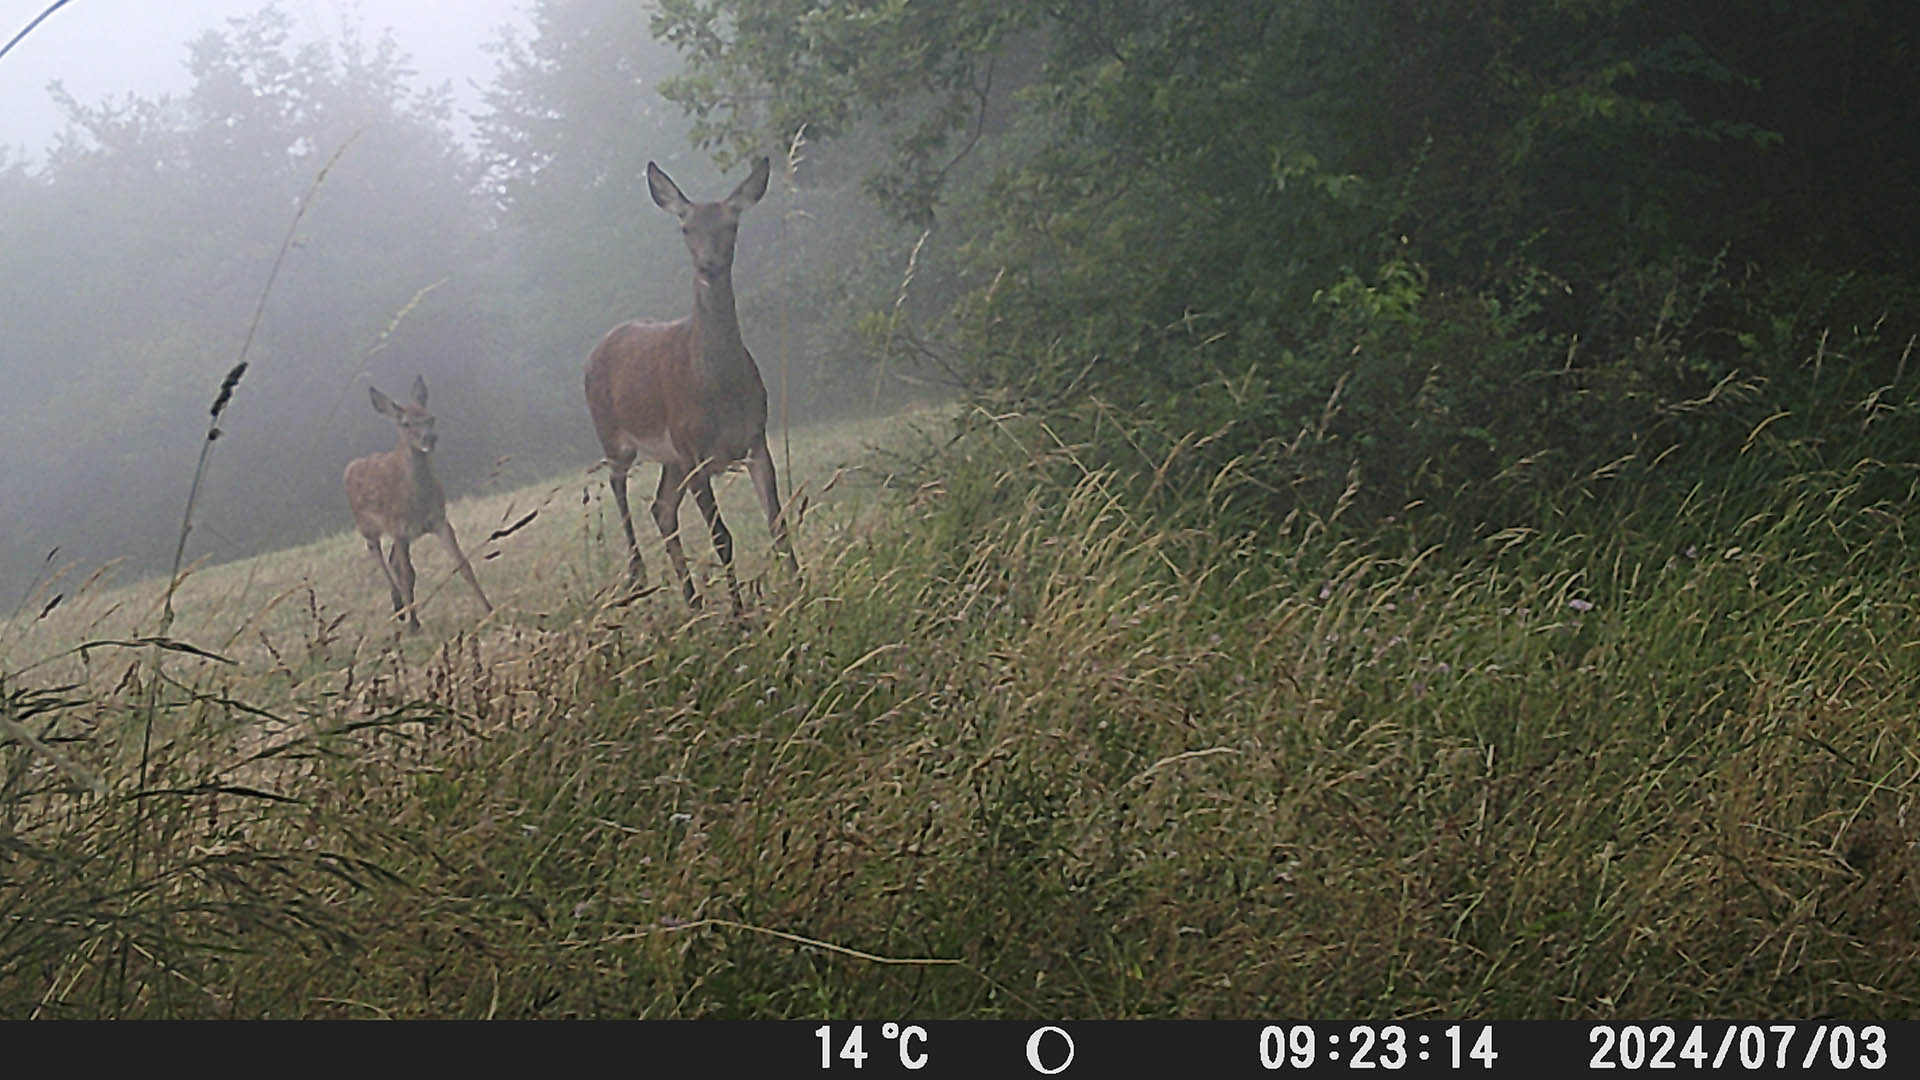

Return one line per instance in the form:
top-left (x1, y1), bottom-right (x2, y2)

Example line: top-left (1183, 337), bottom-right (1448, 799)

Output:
top-left (0, 1), bottom-right (903, 597)
top-left (0, 0), bottom-right (528, 161)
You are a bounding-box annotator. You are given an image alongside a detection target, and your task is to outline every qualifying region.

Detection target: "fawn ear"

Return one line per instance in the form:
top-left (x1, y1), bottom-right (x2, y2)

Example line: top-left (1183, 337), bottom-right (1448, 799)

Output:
top-left (411, 374), bottom-right (428, 407)
top-left (726, 156), bottom-right (770, 214)
top-left (647, 161), bottom-right (691, 218)
top-left (369, 386), bottom-right (396, 417)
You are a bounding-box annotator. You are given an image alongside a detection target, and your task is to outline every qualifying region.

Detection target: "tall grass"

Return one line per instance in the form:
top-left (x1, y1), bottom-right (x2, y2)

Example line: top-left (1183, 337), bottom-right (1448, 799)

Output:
top-left (6, 396), bottom-right (1916, 1017)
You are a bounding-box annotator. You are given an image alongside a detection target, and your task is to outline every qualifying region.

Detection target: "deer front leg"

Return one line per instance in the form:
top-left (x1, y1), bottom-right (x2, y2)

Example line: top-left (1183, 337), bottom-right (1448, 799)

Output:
top-left (606, 455), bottom-right (648, 588)
top-left (690, 471), bottom-right (741, 613)
top-left (436, 521), bottom-right (493, 615)
top-left (651, 461), bottom-right (699, 607)
top-left (366, 535), bottom-right (406, 614)
top-left (746, 436), bottom-right (797, 574)
top-left (391, 536), bottom-right (421, 631)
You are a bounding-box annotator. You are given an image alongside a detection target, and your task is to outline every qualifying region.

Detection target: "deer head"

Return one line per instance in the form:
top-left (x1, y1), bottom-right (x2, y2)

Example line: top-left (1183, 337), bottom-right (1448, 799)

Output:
top-left (646, 156), bottom-right (770, 285)
top-left (370, 374), bottom-right (436, 454)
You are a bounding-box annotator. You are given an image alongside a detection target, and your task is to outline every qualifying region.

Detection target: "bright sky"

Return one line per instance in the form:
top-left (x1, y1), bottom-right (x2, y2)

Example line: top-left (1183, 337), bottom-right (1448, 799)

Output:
top-left (0, 0), bottom-right (531, 163)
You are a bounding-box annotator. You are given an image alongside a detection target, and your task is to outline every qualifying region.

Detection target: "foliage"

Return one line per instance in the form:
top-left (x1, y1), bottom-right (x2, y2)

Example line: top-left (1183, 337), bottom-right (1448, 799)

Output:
top-left (651, 0), bottom-right (1920, 532)
top-left (652, 0), bottom-right (1039, 222)
top-left (475, 0), bottom-right (714, 367)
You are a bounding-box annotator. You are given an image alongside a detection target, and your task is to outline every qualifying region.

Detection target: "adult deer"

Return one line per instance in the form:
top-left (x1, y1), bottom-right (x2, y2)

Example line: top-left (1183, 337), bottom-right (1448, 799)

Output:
top-left (343, 375), bottom-right (492, 630)
top-left (584, 155), bottom-right (797, 611)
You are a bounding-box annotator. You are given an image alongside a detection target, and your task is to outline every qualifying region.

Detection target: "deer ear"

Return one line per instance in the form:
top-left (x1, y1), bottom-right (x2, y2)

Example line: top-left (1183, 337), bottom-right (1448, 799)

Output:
top-left (412, 374), bottom-right (428, 407)
top-left (647, 161), bottom-right (691, 217)
top-left (726, 156), bottom-right (771, 213)
top-left (369, 387), bottom-right (395, 416)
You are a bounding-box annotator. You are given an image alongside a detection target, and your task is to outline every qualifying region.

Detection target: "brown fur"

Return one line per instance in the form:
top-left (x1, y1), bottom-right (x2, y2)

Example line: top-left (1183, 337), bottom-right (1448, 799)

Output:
top-left (343, 375), bottom-right (491, 629)
top-left (583, 156), bottom-right (797, 610)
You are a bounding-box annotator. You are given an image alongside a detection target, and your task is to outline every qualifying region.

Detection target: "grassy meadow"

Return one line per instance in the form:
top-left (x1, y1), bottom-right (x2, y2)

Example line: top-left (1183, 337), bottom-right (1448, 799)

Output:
top-left (4, 402), bottom-right (1919, 1018)
top-left (10, 0), bottom-right (1920, 1029)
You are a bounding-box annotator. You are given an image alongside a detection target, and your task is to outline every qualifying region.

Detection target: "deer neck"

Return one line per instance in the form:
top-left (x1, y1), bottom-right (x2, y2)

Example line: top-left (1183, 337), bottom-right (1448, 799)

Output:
top-left (690, 272), bottom-right (750, 386)
top-left (396, 436), bottom-right (439, 498)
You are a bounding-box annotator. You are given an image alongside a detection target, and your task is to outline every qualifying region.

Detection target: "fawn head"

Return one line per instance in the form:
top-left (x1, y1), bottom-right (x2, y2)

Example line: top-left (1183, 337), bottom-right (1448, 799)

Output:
top-left (370, 374), bottom-right (436, 454)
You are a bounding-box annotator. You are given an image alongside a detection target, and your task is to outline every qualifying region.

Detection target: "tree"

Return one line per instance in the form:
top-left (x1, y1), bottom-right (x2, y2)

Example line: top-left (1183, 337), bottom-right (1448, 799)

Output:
top-left (0, 4), bottom-right (499, 591)
top-left (476, 0), bottom-right (714, 366)
top-left (641, 0), bottom-right (1920, 522)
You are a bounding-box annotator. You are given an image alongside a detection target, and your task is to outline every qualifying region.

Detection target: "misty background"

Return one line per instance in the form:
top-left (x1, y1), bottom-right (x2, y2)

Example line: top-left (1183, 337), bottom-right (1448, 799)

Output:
top-left (7, 0), bottom-right (1919, 604)
top-left (1, 1), bottom-right (914, 596)
top-left (0, 0), bottom-right (527, 159)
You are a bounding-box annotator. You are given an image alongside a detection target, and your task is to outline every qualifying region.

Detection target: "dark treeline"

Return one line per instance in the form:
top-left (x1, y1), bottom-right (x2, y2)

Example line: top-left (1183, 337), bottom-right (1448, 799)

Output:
top-left (0, 1), bottom-right (906, 596)
top-left (655, 0), bottom-right (1920, 537)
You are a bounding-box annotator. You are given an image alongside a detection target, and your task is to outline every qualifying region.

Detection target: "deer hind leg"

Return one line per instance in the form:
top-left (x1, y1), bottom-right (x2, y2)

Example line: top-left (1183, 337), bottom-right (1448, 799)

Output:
top-left (366, 535), bottom-right (406, 614)
top-left (747, 436), bottom-right (798, 574)
top-left (651, 461), bottom-right (699, 607)
top-left (436, 521), bottom-right (493, 615)
top-left (690, 470), bottom-right (742, 613)
top-left (391, 536), bottom-right (421, 631)
top-left (606, 453), bottom-right (648, 587)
